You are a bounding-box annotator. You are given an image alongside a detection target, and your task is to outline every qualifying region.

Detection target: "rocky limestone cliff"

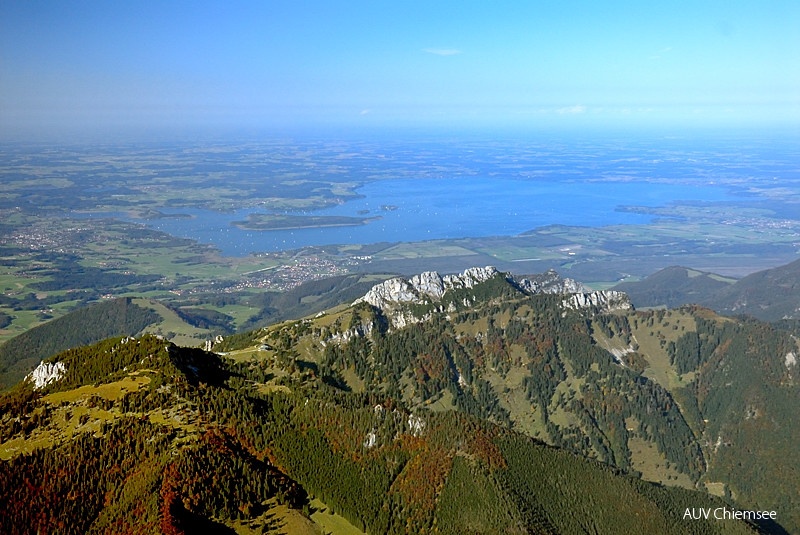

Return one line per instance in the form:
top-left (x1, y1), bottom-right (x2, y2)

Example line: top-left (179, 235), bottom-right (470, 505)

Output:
top-left (26, 360), bottom-right (66, 390)
top-left (353, 266), bottom-right (631, 329)
top-left (562, 290), bottom-right (632, 312)
top-left (355, 266), bottom-right (504, 310)
top-left (517, 269), bottom-right (586, 294)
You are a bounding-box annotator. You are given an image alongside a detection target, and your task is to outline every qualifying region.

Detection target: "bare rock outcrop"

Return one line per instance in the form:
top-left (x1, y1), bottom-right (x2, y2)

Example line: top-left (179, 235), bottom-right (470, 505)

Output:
top-left (352, 266), bottom-right (632, 330)
top-left (356, 266), bottom-right (503, 310)
top-left (562, 290), bottom-right (632, 312)
top-left (517, 269), bottom-right (586, 294)
top-left (26, 360), bottom-right (66, 390)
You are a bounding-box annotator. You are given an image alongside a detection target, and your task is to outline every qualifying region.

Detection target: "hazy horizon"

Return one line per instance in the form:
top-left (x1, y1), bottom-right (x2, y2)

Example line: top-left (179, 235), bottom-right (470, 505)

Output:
top-left (2, 1), bottom-right (798, 141)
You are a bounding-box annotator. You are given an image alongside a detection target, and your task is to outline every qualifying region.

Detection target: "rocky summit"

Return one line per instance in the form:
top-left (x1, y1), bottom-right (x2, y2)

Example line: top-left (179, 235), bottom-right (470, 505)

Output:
top-left (355, 266), bottom-right (589, 308)
top-left (354, 266), bottom-right (630, 329)
top-left (355, 266), bottom-right (503, 308)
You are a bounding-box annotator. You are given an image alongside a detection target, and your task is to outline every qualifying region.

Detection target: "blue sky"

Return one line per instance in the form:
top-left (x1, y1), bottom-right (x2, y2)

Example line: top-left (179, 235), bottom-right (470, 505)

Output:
top-left (1, 1), bottom-right (798, 137)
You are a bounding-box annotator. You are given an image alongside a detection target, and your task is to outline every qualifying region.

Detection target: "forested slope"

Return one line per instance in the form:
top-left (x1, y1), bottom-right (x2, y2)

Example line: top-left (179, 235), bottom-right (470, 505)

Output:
top-left (0, 333), bottom-right (768, 534)
top-left (1, 266), bottom-right (796, 533)
top-left (0, 298), bottom-right (160, 390)
top-left (232, 270), bottom-right (798, 533)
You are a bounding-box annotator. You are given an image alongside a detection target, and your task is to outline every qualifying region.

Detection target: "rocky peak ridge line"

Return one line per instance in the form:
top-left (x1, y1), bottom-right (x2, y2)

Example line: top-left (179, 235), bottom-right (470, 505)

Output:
top-left (354, 266), bottom-right (630, 317)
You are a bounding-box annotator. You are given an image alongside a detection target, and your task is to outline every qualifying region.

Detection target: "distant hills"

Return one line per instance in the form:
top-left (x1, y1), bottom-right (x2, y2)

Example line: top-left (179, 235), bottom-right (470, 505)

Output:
top-left (710, 258), bottom-right (800, 320)
top-left (612, 266), bottom-right (736, 310)
top-left (614, 258), bottom-right (800, 321)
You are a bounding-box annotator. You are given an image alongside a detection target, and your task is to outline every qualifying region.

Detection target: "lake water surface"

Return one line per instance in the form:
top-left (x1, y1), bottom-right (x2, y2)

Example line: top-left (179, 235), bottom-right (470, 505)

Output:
top-left (144, 176), bottom-right (736, 255)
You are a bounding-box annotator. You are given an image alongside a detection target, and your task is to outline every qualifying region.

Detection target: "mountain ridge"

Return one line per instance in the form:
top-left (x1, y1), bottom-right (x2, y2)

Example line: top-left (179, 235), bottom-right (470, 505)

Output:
top-left (353, 265), bottom-right (630, 330)
top-left (0, 332), bottom-right (773, 534)
top-left (1, 266), bottom-right (797, 533)
top-left (614, 258), bottom-right (800, 320)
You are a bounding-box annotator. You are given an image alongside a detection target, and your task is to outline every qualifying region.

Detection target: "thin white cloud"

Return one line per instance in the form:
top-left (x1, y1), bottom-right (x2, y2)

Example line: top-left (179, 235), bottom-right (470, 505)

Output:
top-left (556, 105), bottom-right (587, 115)
top-left (423, 48), bottom-right (462, 56)
top-left (360, 109), bottom-right (371, 116)
top-left (649, 47), bottom-right (672, 60)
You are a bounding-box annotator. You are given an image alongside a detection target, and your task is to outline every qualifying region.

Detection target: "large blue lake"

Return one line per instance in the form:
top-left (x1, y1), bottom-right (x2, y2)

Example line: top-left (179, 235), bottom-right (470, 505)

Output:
top-left (143, 176), bottom-right (736, 256)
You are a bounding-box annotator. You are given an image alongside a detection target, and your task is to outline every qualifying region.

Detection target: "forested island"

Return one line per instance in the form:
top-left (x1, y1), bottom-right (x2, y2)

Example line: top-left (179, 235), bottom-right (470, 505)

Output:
top-left (232, 213), bottom-right (381, 231)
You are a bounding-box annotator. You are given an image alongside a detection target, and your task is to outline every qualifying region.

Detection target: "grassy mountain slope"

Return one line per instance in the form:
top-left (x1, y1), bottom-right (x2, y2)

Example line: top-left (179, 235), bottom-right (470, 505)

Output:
top-left (0, 332), bottom-right (768, 534)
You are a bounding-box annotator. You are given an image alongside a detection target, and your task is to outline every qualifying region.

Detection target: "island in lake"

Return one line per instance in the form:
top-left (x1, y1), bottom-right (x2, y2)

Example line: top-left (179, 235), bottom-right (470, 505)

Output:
top-left (232, 213), bottom-right (381, 231)
top-left (128, 208), bottom-right (194, 220)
